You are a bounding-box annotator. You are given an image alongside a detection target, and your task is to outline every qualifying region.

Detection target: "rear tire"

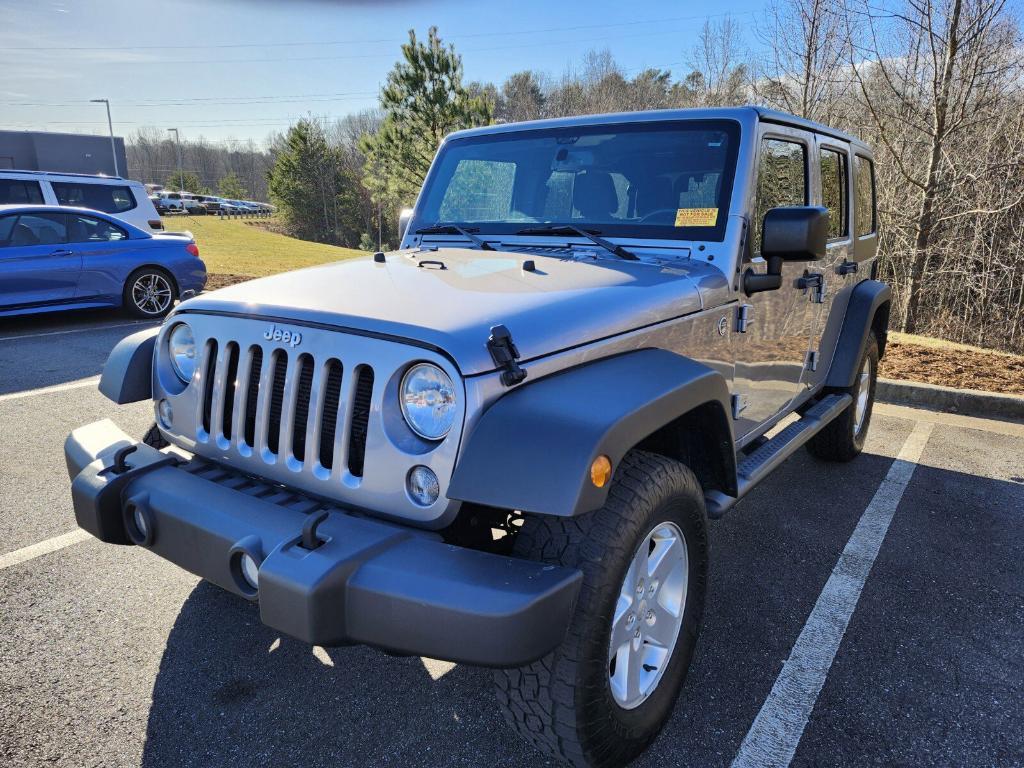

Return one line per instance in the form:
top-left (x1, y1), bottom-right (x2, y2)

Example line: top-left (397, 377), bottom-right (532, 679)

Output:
top-left (806, 332), bottom-right (879, 462)
top-left (124, 267), bottom-right (177, 318)
top-left (495, 450), bottom-right (709, 768)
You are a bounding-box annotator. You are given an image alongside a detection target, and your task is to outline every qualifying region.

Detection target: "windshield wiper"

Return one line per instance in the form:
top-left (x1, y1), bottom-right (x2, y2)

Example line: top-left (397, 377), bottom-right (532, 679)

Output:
top-left (514, 225), bottom-right (638, 261)
top-left (415, 223), bottom-right (495, 251)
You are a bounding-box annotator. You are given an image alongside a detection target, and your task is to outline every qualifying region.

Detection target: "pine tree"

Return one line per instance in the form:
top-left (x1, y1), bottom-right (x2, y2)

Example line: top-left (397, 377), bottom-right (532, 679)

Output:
top-left (165, 171), bottom-right (205, 194)
top-left (218, 172), bottom-right (248, 200)
top-left (360, 27), bottom-right (492, 208)
top-left (268, 119), bottom-right (343, 242)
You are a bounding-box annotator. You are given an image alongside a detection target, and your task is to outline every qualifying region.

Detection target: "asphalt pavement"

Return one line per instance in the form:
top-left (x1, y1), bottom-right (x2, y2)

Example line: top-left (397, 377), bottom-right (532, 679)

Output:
top-left (1, 308), bottom-right (1021, 768)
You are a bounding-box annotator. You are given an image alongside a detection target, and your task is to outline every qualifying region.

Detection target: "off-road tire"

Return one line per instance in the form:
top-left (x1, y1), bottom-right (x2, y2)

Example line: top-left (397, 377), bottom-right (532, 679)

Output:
top-left (495, 450), bottom-right (709, 768)
top-left (806, 332), bottom-right (879, 462)
top-left (142, 423), bottom-right (169, 449)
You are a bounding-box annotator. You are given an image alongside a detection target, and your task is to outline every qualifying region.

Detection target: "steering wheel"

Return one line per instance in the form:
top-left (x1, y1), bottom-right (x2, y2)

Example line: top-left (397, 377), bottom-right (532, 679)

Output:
top-left (637, 208), bottom-right (678, 224)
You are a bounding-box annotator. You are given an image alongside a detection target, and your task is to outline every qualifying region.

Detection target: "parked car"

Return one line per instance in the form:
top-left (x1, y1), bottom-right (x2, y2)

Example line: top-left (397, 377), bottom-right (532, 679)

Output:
top-left (194, 195), bottom-right (222, 213)
top-left (0, 204), bottom-right (206, 318)
top-left (65, 107), bottom-right (886, 768)
top-left (155, 191), bottom-right (184, 213)
top-left (0, 171), bottom-right (163, 232)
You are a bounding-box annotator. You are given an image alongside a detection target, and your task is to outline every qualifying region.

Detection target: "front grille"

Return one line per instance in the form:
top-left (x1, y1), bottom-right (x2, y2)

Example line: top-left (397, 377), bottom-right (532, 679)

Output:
top-left (198, 338), bottom-right (374, 476)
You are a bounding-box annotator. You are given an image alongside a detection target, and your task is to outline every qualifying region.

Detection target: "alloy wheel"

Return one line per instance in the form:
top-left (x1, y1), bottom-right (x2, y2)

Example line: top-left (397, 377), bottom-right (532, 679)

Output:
top-left (853, 356), bottom-right (872, 436)
top-left (608, 521), bottom-right (688, 709)
top-left (132, 273), bottom-right (173, 315)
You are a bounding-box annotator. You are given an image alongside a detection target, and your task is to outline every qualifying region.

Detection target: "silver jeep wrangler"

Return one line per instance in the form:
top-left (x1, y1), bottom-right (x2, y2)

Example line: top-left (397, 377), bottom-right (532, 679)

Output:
top-left (66, 107), bottom-right (888, 768)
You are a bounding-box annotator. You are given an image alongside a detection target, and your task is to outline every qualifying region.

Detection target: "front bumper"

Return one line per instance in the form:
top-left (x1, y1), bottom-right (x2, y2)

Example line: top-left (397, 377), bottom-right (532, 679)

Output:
top-left (65, 420), bottom-right (582, 667)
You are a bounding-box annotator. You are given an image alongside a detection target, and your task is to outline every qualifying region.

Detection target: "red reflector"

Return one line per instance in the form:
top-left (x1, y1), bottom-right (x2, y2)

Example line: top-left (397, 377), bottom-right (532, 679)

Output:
top-left (186, 243), bottom-right (200, 257)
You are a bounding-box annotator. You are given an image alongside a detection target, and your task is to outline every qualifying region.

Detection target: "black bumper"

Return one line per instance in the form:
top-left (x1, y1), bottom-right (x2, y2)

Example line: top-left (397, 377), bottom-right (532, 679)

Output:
top-left (65, 420), bottom-right (581, 667)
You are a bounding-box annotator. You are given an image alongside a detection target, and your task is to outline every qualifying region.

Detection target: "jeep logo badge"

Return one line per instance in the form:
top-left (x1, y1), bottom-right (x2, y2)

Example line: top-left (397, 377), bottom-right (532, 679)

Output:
top-left (264, 323), bottom-right (302, 348)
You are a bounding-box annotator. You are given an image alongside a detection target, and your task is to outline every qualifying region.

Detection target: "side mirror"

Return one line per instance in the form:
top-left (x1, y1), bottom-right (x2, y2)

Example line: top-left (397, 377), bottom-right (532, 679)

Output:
top-left (398, 208), bottom-right (414, 244)
top-left (745, 206), bottom-right (828, 295)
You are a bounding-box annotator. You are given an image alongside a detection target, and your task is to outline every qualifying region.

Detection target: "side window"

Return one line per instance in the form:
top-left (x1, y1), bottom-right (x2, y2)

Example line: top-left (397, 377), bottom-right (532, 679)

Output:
top-left (0, 215), bottom-right (16, 246)
top-left (0, 179), bottom-right (44, 205)
top-left (820, 148), bottom-right (849, 239)
top-left (755, 138), bottom-right (807, 251)
top-left (854, 155), bottom-right (876, 236)
top-left (439, 159), bottom-right (516, 222)
top-left (52, 182), bottom-right (137, 214)
top-left (10, 213), bottom-right (67, 246)
top-left (66, 214), bottom-right (128, 244)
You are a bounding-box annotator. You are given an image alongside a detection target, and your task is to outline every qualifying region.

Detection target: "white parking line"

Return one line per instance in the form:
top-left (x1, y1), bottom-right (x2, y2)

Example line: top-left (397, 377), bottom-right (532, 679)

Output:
top-left (731, 420), bottom-right (935, 768)
top-left (0, 320), bottom-right (157, 342)
top-left (0, 529), bottom-right (92, 571)
top-left (0, 376), bottom-right (100, 403)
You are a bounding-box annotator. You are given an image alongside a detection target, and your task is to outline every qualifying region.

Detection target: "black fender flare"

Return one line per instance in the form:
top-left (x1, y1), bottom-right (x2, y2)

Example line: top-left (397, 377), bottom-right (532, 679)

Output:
top-left (99, 327), bottom-right (158, 404)
top-left (447, 349), bottom-right (735, 517)
top-left (824, 279), bottom-right (891, 389)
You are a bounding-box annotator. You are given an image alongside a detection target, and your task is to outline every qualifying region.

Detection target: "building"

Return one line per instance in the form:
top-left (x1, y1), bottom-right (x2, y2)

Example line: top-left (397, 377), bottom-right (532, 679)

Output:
top-left (0, 130), bottom-right (128, 177)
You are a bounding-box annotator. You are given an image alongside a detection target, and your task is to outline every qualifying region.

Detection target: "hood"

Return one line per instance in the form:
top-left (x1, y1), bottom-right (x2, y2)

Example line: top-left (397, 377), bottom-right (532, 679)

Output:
top-left (178, 248), bottom-right (723, 375)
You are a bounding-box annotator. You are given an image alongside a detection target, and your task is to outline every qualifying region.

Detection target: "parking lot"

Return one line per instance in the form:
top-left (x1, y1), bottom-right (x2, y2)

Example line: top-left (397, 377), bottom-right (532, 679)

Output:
top-left (1, 309), bottom-right (1022, 768)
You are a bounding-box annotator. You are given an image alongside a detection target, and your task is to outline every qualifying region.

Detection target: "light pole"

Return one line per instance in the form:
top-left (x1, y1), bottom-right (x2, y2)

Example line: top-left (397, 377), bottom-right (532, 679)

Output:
top-left (90, 98), bottom-right (119, 176)
top-left (167, 128), bottom-right (183, 191)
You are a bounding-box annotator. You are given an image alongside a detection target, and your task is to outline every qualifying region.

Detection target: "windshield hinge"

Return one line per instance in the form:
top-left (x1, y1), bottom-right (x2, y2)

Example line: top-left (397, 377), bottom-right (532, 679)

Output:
top-left (487, 325), bottom-right (528, 387)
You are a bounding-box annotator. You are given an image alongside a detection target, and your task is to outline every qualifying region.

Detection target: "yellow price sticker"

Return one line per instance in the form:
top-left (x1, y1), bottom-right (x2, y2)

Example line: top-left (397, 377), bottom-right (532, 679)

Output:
top-left (674, 208), bottom-right (719, 227)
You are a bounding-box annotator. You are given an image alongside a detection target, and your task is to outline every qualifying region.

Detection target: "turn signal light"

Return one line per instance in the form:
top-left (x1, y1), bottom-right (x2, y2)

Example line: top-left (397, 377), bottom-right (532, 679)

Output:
top-left (590, 455), bottom-right (612, 488)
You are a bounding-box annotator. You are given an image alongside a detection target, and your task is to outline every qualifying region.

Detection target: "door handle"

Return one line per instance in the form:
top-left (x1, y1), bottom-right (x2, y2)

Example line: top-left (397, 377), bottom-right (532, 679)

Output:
top-left (49, 249), bottom-right (75, 257)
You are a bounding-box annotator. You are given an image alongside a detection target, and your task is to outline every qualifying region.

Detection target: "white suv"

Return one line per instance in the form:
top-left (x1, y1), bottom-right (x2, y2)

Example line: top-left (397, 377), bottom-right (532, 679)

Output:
top-left (0, 171), bottom-right (163, 232)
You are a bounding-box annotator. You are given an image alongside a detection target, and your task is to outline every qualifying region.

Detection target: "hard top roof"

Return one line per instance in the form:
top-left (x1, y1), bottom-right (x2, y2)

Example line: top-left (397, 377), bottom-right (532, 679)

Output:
top-left (447, 105), bottom-right (869, 150)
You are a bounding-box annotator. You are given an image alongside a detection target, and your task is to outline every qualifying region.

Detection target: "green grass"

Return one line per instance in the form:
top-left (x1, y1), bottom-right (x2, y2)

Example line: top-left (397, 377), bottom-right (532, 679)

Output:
top-left (161, 216), bottom-right (363, 277)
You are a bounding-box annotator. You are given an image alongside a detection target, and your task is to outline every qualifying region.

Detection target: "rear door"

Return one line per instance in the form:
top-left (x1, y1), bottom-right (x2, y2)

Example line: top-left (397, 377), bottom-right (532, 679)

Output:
top-left (0, 213), bottom-right (82, 309)
top-left (805, 138), bottom-right (854, 388)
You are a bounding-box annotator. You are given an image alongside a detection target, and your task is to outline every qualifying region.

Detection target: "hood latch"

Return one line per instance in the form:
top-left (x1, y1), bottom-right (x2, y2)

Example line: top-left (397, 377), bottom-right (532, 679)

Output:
top-left (487, 325), bottom-right (527, 387)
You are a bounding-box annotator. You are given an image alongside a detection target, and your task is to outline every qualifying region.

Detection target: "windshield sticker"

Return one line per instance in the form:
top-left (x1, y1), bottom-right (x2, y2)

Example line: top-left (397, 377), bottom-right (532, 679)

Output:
top-left (674, 208), bottom-right (718, 227)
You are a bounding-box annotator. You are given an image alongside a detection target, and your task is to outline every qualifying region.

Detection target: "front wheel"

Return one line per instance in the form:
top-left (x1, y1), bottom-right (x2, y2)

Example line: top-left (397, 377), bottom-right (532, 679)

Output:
top-left (495, 450), bottom-right (709, 768)
top-left (124, 267), bottom-right (177, 318)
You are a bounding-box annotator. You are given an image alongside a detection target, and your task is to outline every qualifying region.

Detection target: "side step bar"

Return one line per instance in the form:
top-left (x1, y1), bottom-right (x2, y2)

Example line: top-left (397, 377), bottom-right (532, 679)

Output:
top-left (705, 393), bottom-right (853, 518)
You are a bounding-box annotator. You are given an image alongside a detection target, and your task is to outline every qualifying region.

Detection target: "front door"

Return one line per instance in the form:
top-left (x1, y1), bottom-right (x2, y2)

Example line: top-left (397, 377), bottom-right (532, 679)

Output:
top-left (0, 212), bottom-right (81, 310)
top-left (733, 129), bottom-right (820, 439)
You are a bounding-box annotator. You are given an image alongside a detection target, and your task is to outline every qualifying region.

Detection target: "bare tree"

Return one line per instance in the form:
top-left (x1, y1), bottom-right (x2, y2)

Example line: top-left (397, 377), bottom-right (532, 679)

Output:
top-left (755, 0), bottom-right (849, 122)
top-left (683, 16), bottom-right (750, 106)
top-left (851, 0), bottom-right (1024, 334)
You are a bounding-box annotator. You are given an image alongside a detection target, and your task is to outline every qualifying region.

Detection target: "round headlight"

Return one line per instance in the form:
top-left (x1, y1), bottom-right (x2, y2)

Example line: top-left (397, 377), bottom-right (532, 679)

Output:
top-left (168, 323), bottom-right (197, 382)
top-left (400, 363), bottom-right (457, 440)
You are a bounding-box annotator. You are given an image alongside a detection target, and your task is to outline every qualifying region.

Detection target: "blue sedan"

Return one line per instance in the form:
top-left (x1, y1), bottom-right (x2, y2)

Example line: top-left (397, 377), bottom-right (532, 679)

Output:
top-left (0, 204), bottom-right (207, 318)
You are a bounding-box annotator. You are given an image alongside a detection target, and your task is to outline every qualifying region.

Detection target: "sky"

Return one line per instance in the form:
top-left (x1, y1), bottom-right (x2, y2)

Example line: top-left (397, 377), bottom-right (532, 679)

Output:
top-left (0, 0), bottom-right (769, 146)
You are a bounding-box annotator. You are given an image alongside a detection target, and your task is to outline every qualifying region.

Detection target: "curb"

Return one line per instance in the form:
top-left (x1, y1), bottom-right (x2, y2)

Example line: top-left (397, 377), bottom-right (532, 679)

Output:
top-left (876, 378), bottom-right (1024, 421)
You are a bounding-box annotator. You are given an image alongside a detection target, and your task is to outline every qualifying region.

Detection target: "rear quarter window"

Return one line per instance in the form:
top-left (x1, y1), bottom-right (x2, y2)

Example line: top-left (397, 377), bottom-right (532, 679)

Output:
top-left (0, 178), bottom-right (44, 205)
top-left (854, 155), bottom-right (876, 236)
top-left (51, 182), bottom-right (137, 214)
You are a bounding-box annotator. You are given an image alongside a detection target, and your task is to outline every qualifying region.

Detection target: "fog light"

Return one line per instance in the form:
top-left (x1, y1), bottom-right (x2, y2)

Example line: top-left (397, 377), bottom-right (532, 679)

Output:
top-left (239, 553), bottom-right (260, 590)
top-left (590, 455), bottom-right (612, 488)
top-left (157, 399), bottom-right (173, 428)
top-left (407, 465), bottom-right (440, 507)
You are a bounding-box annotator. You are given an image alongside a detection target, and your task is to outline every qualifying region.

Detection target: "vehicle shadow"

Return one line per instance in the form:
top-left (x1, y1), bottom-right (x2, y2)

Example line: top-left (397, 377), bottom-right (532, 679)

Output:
top-left (138, 581), bottom-right (533, 768)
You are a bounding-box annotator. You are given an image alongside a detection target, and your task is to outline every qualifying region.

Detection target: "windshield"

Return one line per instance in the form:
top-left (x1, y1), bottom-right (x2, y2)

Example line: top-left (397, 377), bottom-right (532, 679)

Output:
top-left (416, 119), bottom-right (740, 242)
